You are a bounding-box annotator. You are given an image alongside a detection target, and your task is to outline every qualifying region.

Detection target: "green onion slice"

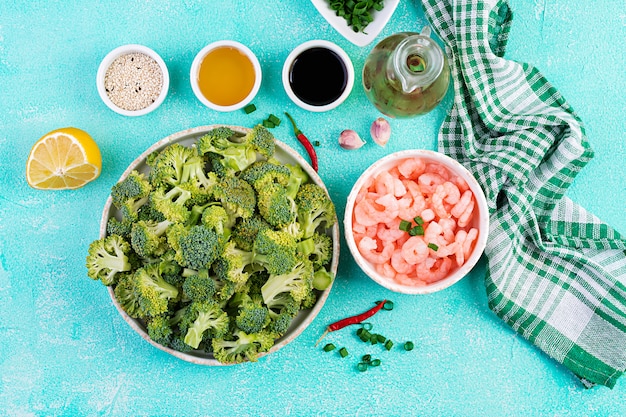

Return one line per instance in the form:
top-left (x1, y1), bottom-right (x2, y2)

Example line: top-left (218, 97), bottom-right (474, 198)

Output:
top-left (404, 341), bottom-right (415, 351)
top-left (399, 219), bottom-right (411, 231)
top-left (323, 343), bottom-right (336, 352)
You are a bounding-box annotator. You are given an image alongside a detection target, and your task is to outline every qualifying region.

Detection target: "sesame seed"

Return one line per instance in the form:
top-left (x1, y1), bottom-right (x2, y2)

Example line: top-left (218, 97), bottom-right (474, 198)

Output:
top-left (104, 52), bottom-right (163, 111)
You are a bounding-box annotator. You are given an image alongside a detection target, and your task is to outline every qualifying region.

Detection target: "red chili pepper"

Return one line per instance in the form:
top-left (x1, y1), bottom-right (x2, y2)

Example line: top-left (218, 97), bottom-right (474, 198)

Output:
top-left (315, 300), bottom-right (390, 346)
top-left (284, 112), bottom-right (318, 172)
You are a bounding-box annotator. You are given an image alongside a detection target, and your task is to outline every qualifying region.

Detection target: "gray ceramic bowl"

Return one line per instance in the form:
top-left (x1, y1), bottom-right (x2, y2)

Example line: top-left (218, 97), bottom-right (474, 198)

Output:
top-left (99, 125), bottom-right (340, 364)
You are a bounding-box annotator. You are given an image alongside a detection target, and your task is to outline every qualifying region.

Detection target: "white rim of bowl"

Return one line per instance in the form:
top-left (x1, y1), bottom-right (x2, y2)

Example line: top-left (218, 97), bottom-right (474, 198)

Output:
top-left (96, 44), bottom-right (170, 117)
top-left (343, 149), bottom-right (490, 295)
top-left (189, 41), bottom-right (262, 112)
top-left (282, 39), bottom-right (355, 112)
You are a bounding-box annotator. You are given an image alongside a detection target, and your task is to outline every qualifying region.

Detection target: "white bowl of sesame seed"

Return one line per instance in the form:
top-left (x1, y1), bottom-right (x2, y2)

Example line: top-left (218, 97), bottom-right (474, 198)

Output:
top-left (97, 44), bottom-right (170, 117)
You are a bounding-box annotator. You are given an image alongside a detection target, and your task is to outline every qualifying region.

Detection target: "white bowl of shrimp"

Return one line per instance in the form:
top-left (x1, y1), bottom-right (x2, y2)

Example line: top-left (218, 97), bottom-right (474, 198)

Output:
top-left (344, 150), bottom-right (489, 294)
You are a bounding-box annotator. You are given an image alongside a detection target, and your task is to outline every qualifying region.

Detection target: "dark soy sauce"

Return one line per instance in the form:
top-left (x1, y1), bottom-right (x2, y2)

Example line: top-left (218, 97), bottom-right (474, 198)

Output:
top-left (288, 47), bottom-right (348, 106)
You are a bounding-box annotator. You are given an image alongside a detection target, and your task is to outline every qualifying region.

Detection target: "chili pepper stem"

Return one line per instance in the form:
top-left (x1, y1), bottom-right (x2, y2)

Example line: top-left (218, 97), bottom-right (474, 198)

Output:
top-left (314, 328), bottom-right (330, 347)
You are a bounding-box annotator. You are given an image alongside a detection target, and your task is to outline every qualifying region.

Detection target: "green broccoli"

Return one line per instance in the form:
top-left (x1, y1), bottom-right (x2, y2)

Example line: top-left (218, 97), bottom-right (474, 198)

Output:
top-left (110, 170), bottom-right (152, 210)
top-left (106, 217), bottom-right (133, 240)
top-left (212, 176), bottom-right (256, 220)
top-left (180, 301), bottom-right (230, 349)
top-left (284, 163), bottom-right (309, 199)
top-left (213, 241), bottom-right (252, 289)
top-left (151, 183), bottom-right (194, 224)
top-left (113, 272), bottom-right (143, 318)
top-left (253, 229), bottom-right (298, 275)
top-left (133, 263), bottom-right (180, 318)
top-left (294, 183), bottom-right (337, 239)
top-left (211, 329), bottom-right (276, 363)
top-left (182, 269), bottom-right (216, 302)
top-left (243, 124), bottom-right (275, 160)
top-left (261, 259), bottom-right (314, 307)
top-left (148, 143), bottom-right (197, 188)
top-left (167, 224), bottom-right (222, 270)
top-left (196, 127), bottom-right (257, 173)
top-left (201, 204), bottom-right (233, 241)
top-left (130, 219), bottom-right (172, 258)
top-left (180, 152), bottom-right (218, 192)
top-left (86, 234), bottom-right (133, 286)
top-left (231, 215), bottom-right (271, 252)
top-left (256, 183), bottom-right (297, 229)
top-left (312, 268), bottom-right (334, 291)
top-left (296, 232), bottom-right (333, 268)
top-left (234, 294), bottom-right (271, 334)
top-left (159, 250), bottom-right (185, 287)
top-left (267, 309), bottom-right (296, 337)
top-left (240, 160), bottom-right (290, 191)
top-left (146, 313), bottom-right (175, 346)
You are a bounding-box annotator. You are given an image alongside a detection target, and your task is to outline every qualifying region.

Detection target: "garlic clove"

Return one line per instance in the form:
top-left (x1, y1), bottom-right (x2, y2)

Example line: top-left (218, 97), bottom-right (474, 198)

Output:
top-left (370, 117), bottom-right (391, 147)
top-left (339, 129), bottom-right (366, 150)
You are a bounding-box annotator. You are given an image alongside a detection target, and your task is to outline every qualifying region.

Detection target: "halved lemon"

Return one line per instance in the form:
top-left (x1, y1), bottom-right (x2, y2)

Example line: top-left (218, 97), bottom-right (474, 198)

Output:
top-left (26, 127), bottom-right (102, 190)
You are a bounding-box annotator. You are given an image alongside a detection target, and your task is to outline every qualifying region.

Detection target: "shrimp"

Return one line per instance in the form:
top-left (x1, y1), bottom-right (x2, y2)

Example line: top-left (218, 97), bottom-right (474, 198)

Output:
top-left (425, 163), bottom-right (451, 180)
top-left (401, 236), bottom-right (429, 265)
top-left (391, 251), bottom-right (414, 274)
top-left (462, 228), bottom-right (478, 259)
top-left (357, 236), bottom-right (394, 265)
top-left (453, 229), bottom-right (467, 266)
top-left (374, 171), bottom-right (396, 195)
top-left (415, 257), bottom-right (453, 284)
top-left (418, 173), bottom-right (446, 195)
top-left (398, 157), bottom-right (426, 180)
top-left (354, 193), bottom-right (399, 226)
top-left (424, 221), bottom-right (447, 247)
top-left (374, 193), bottom-right (400, 221)
top-left (420, 208), bottom-right (435, 222)
top-left (438, 218), bottom-right (457, 243)
top-left (398, 180), bottom-right (427, 219)
top-left (450, 175), bottom-right (469, 193)
top-left (451, 190), bottom-right (473, 219)
top-left (377, 218), bottom-right (407, 242)
top-left (457, 199), bottom-right (475, 228)
top-left (354, 199), bottom-right (382, 226)
top-left (376, 262), bottom-right (397, 279)
top-left (431, 181), bottom-right (461, 219)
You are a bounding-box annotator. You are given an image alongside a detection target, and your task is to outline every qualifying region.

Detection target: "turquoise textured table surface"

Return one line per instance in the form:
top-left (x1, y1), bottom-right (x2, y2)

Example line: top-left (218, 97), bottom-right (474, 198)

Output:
top-left (1, 0), bottom-right (624, 416)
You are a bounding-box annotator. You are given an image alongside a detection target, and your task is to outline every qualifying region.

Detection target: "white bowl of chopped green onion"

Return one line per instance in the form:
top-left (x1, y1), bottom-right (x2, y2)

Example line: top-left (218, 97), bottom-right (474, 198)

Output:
top-left (90, 124), bottom-right (340, 365)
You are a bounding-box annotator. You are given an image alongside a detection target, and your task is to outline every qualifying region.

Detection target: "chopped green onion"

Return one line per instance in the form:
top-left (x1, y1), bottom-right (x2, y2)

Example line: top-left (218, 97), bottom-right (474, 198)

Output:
top-left (370, 359), bottom-right (381, 367)
top-left (409, 225), bottom-right (424, 236)
top-left (376, 334), bottom-right (386, 343)
top-left (358, 329), bottom-right (372, 342)
top-left (323, 343), bottom-right (336, 352)
top-left (427, 243), bottom-right (439, 251)
top-left (357, 362), bottom-right (368, 372)
top-left (399, 219), bottom-right (411, 231)
top-left (382, 300), bottom-right (394, 311)
top-left (360, 322), bottom-right (373, 331)
top-left (268, 114), bottom-right (281, 126)
top-left (243, 103), bottom-right (256, 114)
top-left (262, 119), bottom-right (275, 128)
top-left (414, 216), bottom-right (424, 225)
top-left (362, 354), bottom-right (372, 363)
top-left (370, 334), bottom-right (378, 345)
top-left (404, 341), bottom-right (415, 351)
top-left (384, 339), bottom-right (394, 351)
top-left (313, 140), bottom-right (321, 146)
top-left (339, 347), bottom-right (349, 358)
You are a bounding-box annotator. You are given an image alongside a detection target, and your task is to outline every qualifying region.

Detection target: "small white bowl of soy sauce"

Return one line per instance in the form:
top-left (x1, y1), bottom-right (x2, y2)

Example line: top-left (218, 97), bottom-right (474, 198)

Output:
top-left (282, 40), bottom-right (354, 112)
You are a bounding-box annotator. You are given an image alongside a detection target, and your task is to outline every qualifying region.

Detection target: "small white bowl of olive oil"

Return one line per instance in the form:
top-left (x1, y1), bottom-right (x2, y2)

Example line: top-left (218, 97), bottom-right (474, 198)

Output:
top-left (190, 40), bottom-right (262, 112)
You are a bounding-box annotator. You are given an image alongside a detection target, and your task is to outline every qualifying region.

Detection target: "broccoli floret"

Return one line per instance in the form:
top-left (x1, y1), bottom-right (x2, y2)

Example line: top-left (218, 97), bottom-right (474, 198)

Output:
top-left (244, 124), bottom-right (275, 160)
top-left (133, 263), bottom-right (180, 317)
top-left (86, 234), bottom-right (132, 286)
top-left (110, 170), bottom-right (152, 210)
top-left (268, 309), bottom-right (296, 337)
top-left (180, 301), bottom-right (230, 349)
top-left (231, 215), bottom-right (271, 252)
top-left (182, 269), bottom-right (216, 302)
top-left (197, 127), bottom-right (257, 173)
top-left (148, 143), bottom-right (197, 188)
top-left (295, 183), bottom-right (337, 239)
top-left (146, 313), bottom-right (175, 346)
top-left (130, 219), bottom-right (172, 258)
top-left (167, 224), bottom-right (222, 270)
top-left (159, 250), bottom-right (184, 287)
top-left (240, 160), bottom-right (290, 191)
top-left (256, 183), bottom-right (297, 229)
top-left (297, 232), bottom-right (333, 268)
top-left (253, 229), bottom-right (298, 275)
top-left (106, 217), bottom-right (133, 239)
top-left (113, 272), bottom-right (143, 318)
top-left (312, 268), bottom-right (334, 291)
top-left (284, 163), bottom-right (309, 199)
top-left (151, 184), bottom-right (194, 224)
top-left (119, 195), bottom-right (150, 223)
top-left (180, 152), bottom-right (219, 192)
top-left (213, 176), bottom-right (256, 220)
top-left (211, 329), bottom-right (276, 363)
top-left (201, 204), bottom-right (233, 241)
top-left (261, 259), bottom-right (314, 307)
top-left (233, 294), bottom-right (271, 334)
top-left (214, 241), bottom-right (253, 288)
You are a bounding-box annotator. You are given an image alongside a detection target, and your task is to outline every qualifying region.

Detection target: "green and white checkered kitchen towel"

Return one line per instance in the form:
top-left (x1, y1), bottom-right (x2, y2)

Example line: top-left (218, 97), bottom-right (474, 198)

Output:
top-left (422, 0), bottom-right (626, 388)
